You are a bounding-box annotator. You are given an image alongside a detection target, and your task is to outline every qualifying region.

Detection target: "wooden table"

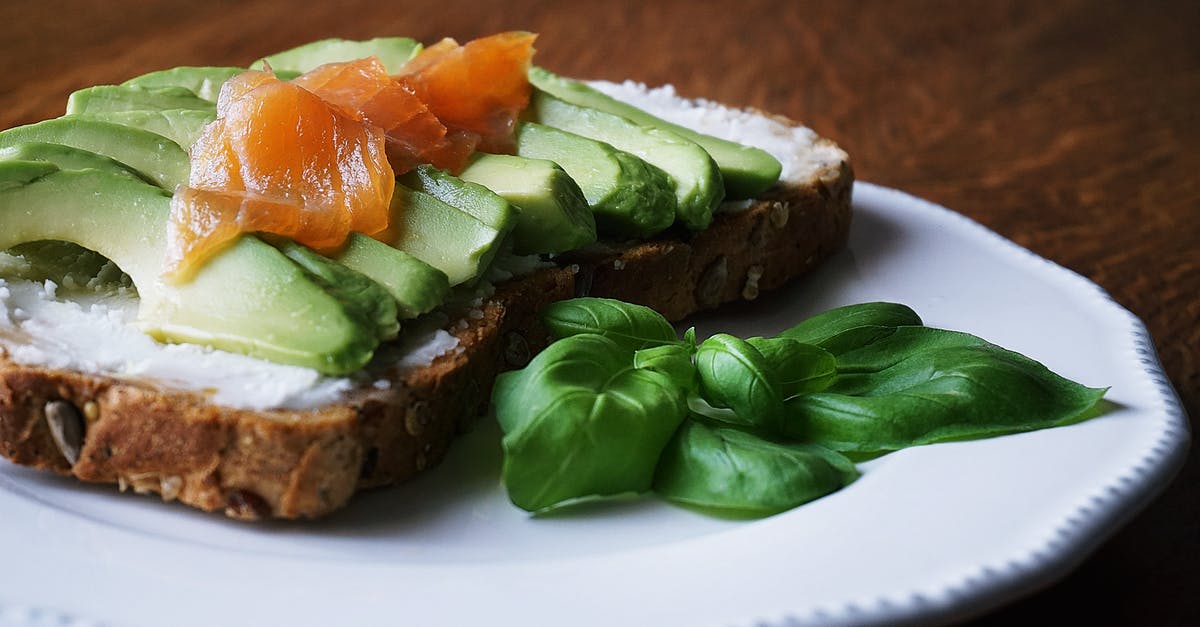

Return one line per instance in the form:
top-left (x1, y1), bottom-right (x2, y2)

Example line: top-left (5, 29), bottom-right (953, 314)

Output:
top-left (2, 0), bottom-right (1195, 623)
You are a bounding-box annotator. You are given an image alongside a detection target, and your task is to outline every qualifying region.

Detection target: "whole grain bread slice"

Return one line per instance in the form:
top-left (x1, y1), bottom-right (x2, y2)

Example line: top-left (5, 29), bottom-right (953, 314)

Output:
top-left (0, 136), bottom-right (852, 520)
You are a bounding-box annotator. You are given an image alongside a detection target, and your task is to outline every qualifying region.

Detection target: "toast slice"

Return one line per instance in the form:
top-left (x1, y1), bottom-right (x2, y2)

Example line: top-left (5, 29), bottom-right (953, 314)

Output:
top-left (0, 107), bottom-right (852, 520)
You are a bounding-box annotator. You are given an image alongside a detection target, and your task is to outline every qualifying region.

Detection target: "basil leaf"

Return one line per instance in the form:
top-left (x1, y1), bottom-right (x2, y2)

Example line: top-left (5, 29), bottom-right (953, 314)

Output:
top-left (695, 333), bottom-right (785, 432)
top-left (781, 302), bottom-right (921, 344)
top-left (493, 334), bottom-right (687, 512)
top-left (683, 326), bottom-right (697, 351)
top-left (635, 343), bottom-right (697, 393)
top-left (747, 336), bottom-right (837, 398)
top-left (541, 297), bottom-right (678, 351)
top-left (784, 326), bottom-right (1108, 452)
top-left (814, 324), bottom-right (912, 357)
top-left (654, 420), bottom-right (858, 516)
top-left (831, 325), bottom-right (988, 378)
top-left (686, 395), bottom-right (756, 428)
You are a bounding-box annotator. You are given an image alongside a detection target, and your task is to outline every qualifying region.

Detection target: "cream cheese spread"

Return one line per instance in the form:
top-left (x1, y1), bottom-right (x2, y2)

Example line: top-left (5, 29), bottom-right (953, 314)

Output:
top-left (0, 278), bottom-right (355, 410)
top-left (0, 81), bottom-right (844, 410)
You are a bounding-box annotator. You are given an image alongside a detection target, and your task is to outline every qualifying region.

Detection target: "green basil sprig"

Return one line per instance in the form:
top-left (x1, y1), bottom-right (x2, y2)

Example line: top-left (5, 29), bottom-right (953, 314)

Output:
top-left (655, 420), bottom-right (858, 516)
top-left (781, 301), bottom-right (921, 344)
top-left (493, 298), bottom-right (1107, 519)
top-left (784, 326), bottom-right (1108, 452)
top-left (694, 333), bottom-right (786, 431)
top-left (783, 302), bottom-right (922, 357)
top-left (747, 336), bottom-right (837, 397)
top-left (541, 296), bottom-right (679, 351)
top-left (635, 343), bottom-right (698, 393)
top-left (493, 333), bottom-right (687, 512)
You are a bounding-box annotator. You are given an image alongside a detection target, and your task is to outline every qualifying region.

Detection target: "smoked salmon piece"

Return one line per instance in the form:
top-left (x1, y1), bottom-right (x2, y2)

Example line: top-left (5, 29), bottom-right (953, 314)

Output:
top-left (398, 32), bottom-right (537, 153)
top-left (165, 32), bottom-right (536, 281)
top-left (166, 72), bottom-right (393, 280)
top-left (293, 57), bottom-right (477, 174)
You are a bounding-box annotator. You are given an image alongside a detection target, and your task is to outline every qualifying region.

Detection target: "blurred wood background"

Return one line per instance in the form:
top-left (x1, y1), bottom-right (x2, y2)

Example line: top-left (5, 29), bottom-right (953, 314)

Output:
top-left (1, 0), bottom-right (1195, 623)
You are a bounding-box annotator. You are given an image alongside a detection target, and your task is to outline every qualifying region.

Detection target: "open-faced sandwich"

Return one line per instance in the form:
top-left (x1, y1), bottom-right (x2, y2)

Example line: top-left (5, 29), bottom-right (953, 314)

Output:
top-left (0, 33), bottom-right (852, 519)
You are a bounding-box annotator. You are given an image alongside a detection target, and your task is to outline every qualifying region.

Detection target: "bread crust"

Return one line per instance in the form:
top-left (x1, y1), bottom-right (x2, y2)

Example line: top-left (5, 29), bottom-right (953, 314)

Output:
top-left (0, 143), bottom-right (852, 520)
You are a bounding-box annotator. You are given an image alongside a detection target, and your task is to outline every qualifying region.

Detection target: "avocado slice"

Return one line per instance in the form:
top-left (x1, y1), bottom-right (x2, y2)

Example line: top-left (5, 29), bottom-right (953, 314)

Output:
top-left (0, 118), bottom-right (188, 190)
top-left (123, 67), bottom-right (247, 101)
top-left (0, 163), bottom-right (386, 374)
top-left (456, 154), bottom-right (596, 255)
top-left (2, 240), bottom-right (131, 293)
top-left (271, 240), bottom-right (398, 341)
top-left (514, 122), bottom-right (676, 239)
top-left (0, 142), bottom-right (150, 184)
top-left (0, 160), bottom-right (56, 189)
top-left (378, 183), bottom-right (507, 286)
top-left (332, 234), bottom-right (450, 319)
top-left (527, 90), bottom-right (723, 231)
top-left (122, 66), bottom-right (301, 102)
top-left (252, 37), bottom-right (423, 74)
top-left (66, 85), bottom-right (215, 116)
top-left (399, 165), bottom-right (515, 232)
top-left (528, 68), bottom-right (781, 199)
top-left (78, 108), bottom-right (216, 150)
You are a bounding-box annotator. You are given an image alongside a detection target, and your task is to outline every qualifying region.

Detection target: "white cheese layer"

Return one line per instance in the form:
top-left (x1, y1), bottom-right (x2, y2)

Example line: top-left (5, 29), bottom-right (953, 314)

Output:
top-left (0, 277), bottom-right (460, 411)
top-left (0, 81), bottom-right (843, 410)
top-left (0, 278), bottom-right (330, 409)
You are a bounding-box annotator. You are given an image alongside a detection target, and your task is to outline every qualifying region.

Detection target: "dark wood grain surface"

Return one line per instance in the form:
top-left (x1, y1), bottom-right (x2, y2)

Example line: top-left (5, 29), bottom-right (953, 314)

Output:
top-left (1, 0), bottom-right (1195, 623)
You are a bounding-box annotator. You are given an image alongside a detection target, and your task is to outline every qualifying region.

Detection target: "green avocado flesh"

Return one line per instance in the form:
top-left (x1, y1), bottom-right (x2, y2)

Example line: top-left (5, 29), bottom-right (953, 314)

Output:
top-left (123, 66), bottom-right (301, 101)
top-left (0, 160), bottom-right (56, 188)
top-left (380, 183), bottom-right (509, 286)
top-left (66, 85), bottom-right (215, 116)
top-left (527, 90), bottom-right (723, 231)
top-left (77, 109), bottom-right (216, 151)
top-left (252, 37), bottom-right (423, 74)
top-left (0, 117), bottom-right (188, 190)
top-left (65, 84), bottom-right (219, 150)
top-left (457, 153), bottom-right (596, 255)
top-left (0, 164), bottom-right (385, 375)
top-left (528, 67), bottom-right (781, 199)
top-left (271, 240), bottom-right (398, 342)
top-left (332, 234), bottom-right (450, 319)
top-left (123, 67), bottom-right (248, 101)
top-left (514, 122), bottom-right (676, 239)
top-left (399, 164), bottom-right (516, 232)
top-left (0, 142), bottom-right (149, 184)
top-left (2, 240), bottom-right (131, 293)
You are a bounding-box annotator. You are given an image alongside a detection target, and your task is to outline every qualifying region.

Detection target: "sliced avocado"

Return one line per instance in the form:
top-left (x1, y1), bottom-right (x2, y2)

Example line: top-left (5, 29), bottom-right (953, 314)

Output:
top-left (0, 118), bottom-right (188, 190)
top-left (123, 66), bottom-right (248, 101)
top-left (514, 122), bottom-right (676, 239)
top-left (457, 153), bottom-right (596, 255)
top-left (379, 183), bottom-right (507, 286)
top-left (0, 163), bottom-right (384, 374)
top-left (527, 90), bottom-right (723, 231)
top-left (122, 66), bottom-right (300, 102)
top-left (252, 37), bottom-right (423, 74)
top-left (399, 164), bottom-right (516, 232)
top-left (528, 68), bottom-right (781, 199)
top-left (66, 85), bottom-right (215, 116)
top-left (79, 108), bottom-right (216, 150)
top-left (0, 160), bottom-right (56, 189)
top-left (332, 234), bottom-right (450, 319)
top-left (0, 141), bottom-right (150, 184)
top-left (2, 240), bottom-right (131, 294)
top-left (272, 240), bottom-right (398, 340)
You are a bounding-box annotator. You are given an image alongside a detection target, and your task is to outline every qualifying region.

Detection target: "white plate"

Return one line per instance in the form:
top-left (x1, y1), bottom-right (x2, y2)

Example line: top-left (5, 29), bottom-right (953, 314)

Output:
top-left (0, 183), bottom-right (1187, 627)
